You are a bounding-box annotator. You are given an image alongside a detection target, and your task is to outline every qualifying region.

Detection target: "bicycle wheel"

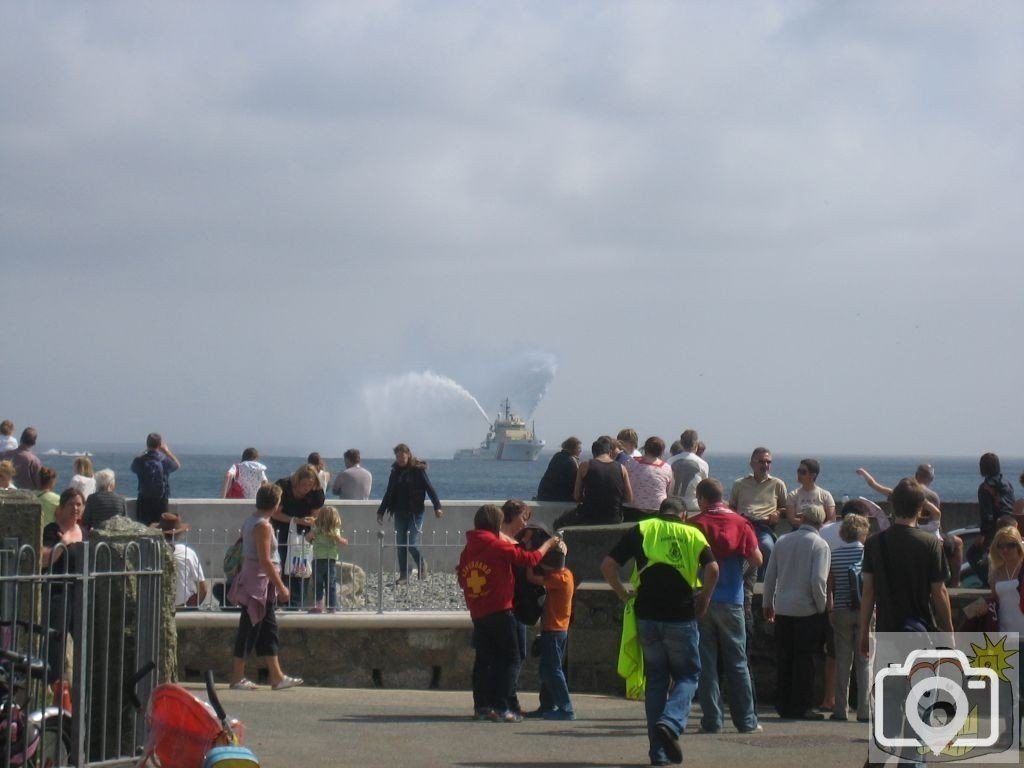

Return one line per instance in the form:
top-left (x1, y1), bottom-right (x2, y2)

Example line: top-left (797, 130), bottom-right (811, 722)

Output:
top-left (30, 715), bottom-right (71, 768)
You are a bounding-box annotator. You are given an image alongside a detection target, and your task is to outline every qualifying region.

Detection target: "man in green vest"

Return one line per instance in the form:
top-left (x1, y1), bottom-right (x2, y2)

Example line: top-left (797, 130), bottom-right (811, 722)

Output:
top-left (601, 497), bottom-right (719, 766)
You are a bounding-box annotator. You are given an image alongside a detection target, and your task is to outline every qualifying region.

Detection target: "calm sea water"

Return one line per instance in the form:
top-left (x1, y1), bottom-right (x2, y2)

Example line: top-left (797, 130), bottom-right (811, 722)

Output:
top-left (35, 451), bottom-right (1024, 504)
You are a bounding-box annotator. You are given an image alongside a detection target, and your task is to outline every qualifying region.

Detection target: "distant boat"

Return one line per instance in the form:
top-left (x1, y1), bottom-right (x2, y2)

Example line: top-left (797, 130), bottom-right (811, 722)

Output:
top-left (44, 449), bottom-right (92, 457)
top-left (454, 398), bottom-right (545, 461)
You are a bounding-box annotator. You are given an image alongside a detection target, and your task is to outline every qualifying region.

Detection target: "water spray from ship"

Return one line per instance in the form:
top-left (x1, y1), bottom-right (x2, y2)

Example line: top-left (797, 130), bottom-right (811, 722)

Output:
top-left (359, 351), bottom-right (558, 458)
top-left (360, 370), bottom-right (493, 456)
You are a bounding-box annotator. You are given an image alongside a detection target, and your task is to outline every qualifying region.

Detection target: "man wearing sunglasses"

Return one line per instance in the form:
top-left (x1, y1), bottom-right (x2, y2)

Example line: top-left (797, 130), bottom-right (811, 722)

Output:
top-left (728, 447), bottom-right (787, 580)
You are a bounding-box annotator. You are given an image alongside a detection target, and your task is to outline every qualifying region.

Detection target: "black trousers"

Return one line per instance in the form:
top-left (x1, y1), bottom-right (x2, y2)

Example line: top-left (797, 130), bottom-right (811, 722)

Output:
top-left (774, 612), bottom-right (824, 718)
top-left (233, 599), bottom-right (280, 658)
top-left (471, 611), bottom-right (520, 713)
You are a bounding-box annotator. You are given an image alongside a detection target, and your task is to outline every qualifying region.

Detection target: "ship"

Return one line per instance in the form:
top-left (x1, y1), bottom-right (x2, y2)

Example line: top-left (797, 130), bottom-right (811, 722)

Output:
top-left (453, 398), bottom-right (545, 461)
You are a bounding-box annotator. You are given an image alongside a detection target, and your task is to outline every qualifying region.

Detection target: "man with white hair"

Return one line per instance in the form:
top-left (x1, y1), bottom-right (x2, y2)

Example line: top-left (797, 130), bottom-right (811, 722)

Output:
top-left (82, 469), bottom-right (128, 531)
top-left (762, 503), bottom-right (830, 720)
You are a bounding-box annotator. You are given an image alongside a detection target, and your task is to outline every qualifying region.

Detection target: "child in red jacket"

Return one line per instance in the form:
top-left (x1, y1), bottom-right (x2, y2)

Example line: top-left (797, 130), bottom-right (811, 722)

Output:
top-left (458, 504), bottom-right (561, 722)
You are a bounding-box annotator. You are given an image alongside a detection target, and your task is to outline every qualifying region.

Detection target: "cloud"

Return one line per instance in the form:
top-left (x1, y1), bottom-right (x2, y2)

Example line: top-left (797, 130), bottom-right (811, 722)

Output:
top-left (1, 1), bottom-right (1022, 456)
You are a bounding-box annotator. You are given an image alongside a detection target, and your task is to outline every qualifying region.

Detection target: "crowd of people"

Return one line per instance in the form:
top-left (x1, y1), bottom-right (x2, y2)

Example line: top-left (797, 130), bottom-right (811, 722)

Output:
top-left (5, 416), bottom-right (1023, 765)
top-left (0, 420), bottom-right (392, 700)
top-left (537, 426), bottom-right (1022, 765)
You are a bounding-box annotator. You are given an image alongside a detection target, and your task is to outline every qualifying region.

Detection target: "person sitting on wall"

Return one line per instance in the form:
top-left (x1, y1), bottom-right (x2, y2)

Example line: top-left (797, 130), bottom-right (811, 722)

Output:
top-left (154, 512), bottom-right (208, 608)
top-left (536, 437), bottom-right (582, 503)
top-left (553, 436), bottom-right (632, 529)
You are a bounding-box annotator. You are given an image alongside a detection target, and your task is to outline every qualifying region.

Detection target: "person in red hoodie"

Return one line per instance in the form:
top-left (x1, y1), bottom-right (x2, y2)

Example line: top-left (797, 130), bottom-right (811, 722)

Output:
top-left (458, 504), bottom-right (562, 723)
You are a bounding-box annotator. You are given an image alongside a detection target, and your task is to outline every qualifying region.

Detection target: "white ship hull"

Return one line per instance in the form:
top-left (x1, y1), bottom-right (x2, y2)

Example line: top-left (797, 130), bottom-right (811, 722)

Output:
top-left (454, 397), bottom-right (545, 461)
top-left (453, 439), bottom-right (545, 462)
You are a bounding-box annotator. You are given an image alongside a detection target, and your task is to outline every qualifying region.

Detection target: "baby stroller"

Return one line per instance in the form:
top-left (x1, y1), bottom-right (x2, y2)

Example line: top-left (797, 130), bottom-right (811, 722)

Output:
top-left (133, 667), bottom-right (258, 768)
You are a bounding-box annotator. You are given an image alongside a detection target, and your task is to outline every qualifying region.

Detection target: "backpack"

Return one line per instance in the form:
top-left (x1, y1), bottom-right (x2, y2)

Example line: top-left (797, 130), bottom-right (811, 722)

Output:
top-left (223, 537), bottom-right (244, 581)
top-left (512, 522), bottom-right (554, 625)
top-left (139, 454), bottom-right (166, 499)
top-left (847, 556), bottom-right (864, 610)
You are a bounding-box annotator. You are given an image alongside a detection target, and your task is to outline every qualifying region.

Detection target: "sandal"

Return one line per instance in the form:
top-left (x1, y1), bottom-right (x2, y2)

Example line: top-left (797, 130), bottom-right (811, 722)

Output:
top-left (272, 675), bottom-right (304, 691)
top-left (229, 678), bottom-right (258, 691)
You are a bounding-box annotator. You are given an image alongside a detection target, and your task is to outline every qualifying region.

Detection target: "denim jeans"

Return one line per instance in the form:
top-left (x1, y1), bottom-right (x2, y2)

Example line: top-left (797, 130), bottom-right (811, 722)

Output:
top-left (697, 602), bottom-right (757, 731)
top-left (538, 631), bottom-right (573, 713)
top-left (393, 510), bottom-right (424, 579)
top-left (638, 619), bottom-right (701, 763)
top-left (752, 521), bottom-right (775, 580)
top-left (312, 558), bottom-right (337, 609)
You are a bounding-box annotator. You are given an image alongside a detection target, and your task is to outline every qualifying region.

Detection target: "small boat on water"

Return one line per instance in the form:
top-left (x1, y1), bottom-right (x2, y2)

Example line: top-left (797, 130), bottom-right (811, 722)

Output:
top-left (453, 399), bottom-right (545, 461)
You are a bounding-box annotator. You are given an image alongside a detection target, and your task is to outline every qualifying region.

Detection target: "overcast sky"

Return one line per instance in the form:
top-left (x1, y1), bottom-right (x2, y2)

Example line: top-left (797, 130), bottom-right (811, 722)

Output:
top-left (2, 2), bottom-right (1022, 458)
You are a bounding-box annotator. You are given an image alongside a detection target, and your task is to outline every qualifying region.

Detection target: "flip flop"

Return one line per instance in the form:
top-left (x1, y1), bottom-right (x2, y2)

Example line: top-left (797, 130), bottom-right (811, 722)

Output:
top-left (229, 678), bottom-right (258, 691)
top-left (272, 675), bottom-right (304, 691)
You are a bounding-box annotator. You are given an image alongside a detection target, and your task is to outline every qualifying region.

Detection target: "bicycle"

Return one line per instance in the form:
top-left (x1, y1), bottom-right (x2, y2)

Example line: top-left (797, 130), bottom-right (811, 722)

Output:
top-left (0, 622), bottom-right (73, 768)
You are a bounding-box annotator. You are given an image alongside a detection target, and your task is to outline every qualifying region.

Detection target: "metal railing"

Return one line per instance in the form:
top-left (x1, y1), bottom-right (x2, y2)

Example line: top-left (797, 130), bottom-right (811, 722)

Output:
top-left (173, 526), bottom-right (470, 613)
top-left (0, 536), bottom-right (163, 767)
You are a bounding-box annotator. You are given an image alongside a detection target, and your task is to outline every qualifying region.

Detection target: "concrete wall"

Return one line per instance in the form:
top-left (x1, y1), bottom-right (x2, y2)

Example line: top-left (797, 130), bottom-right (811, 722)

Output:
top-left (176, 586), bottom-right (987, 700)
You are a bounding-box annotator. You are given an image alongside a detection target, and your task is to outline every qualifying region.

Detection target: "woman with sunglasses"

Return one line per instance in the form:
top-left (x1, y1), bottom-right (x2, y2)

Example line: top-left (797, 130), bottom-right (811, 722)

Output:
top-left (785, 459), bottom-right (836, 526)
top-left (988, 525), bottom-right (1024, 634)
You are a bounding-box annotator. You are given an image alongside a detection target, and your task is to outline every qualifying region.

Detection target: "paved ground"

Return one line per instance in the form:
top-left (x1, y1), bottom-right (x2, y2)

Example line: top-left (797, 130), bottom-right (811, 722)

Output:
top-left (201, 684), bottom-right (881, 768)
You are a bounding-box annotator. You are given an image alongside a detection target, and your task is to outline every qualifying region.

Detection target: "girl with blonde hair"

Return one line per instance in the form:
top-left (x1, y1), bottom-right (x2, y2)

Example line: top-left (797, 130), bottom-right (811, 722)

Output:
top-left (989, 525), bottom-right (1024, 634)
top-left (70, 456), bottom-right (96, 498)
top-left (305, 506), bottom-right (348, 613)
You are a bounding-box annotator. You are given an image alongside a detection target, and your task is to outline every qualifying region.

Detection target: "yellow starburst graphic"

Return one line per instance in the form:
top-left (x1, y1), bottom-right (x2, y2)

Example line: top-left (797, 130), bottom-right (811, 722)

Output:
top-left (968, 634), bottom-right (1017, 683)
top-left (916, 707), bottom-right (979, 758)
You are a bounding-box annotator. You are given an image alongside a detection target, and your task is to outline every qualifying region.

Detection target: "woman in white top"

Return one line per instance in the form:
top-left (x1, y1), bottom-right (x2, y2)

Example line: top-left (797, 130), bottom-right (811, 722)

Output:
top-left (222, 447), bottom-right (269, 499)
top-left (989, 525), bottom-right (1024, 634)
top-left (307, 452), bottom-right (331, 494)
top-left (623, 436), bottom-right (673, 518)
top-left (70, 456), bottom-right (97, 499)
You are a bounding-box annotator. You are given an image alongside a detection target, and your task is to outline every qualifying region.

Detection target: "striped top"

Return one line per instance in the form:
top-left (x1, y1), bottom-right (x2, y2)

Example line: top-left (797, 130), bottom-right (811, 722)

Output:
top-left (829, 541), bottom-right (864, 610)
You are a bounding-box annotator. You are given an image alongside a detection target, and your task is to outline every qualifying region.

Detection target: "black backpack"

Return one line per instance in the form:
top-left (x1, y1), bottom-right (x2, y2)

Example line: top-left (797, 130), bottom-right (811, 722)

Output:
top-left (139, 454), bottom-right (166, 499)
top-left (512, 523), bottom-right (553, 625)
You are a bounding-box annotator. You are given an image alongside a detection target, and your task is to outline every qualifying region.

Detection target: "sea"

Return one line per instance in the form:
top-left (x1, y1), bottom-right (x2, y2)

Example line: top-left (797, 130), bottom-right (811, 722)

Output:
top-left (35, 451), bottom-right (1024, 504)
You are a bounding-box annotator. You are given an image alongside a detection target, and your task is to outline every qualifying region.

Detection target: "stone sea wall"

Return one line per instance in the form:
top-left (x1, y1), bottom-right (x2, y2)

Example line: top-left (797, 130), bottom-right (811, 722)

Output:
top-left (177, 519), bottom-right (988, 700)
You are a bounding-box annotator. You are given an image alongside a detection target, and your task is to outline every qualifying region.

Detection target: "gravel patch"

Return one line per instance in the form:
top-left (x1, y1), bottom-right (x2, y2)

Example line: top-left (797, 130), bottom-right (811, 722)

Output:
top-left (355, 571), bottom-right (467, 612)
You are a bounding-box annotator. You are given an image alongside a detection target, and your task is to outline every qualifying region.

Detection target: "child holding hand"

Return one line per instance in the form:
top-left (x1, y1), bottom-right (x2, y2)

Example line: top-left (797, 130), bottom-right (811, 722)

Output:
top-left (305, 506), bottom-right (348, 613)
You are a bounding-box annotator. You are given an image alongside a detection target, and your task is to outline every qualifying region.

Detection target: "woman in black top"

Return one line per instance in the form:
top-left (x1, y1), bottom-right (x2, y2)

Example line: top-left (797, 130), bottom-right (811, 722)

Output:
top-left (272, 464), bottom-right (325, 607)
top-left (536, 437), bottom-right (582, 502)
top-left (43, 488), bottom-right (85, 688)
top-left (574, 435), bottom-right (632, 524)
top-left (376, 444), bottom-right (443, 584)
top-left (978, 452), bottom-right (1015, 547)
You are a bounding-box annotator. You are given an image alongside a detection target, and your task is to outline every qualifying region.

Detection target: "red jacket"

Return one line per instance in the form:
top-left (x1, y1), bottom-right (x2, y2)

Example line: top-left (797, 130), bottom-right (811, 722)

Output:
top-left (458, 529), bottom-right (545, 619)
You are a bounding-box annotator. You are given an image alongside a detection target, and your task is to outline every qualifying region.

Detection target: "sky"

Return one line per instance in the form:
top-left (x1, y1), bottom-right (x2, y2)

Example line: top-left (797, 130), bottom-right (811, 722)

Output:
top-left (2, 1), bottom-right (1022, 459)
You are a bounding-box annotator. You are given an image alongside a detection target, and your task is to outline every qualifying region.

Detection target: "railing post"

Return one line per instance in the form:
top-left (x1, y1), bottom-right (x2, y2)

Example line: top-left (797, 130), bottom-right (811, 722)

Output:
top-left (70, 541), bottom-right (89, 767)
top-left (376, 530), bottom-right (385, 614)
